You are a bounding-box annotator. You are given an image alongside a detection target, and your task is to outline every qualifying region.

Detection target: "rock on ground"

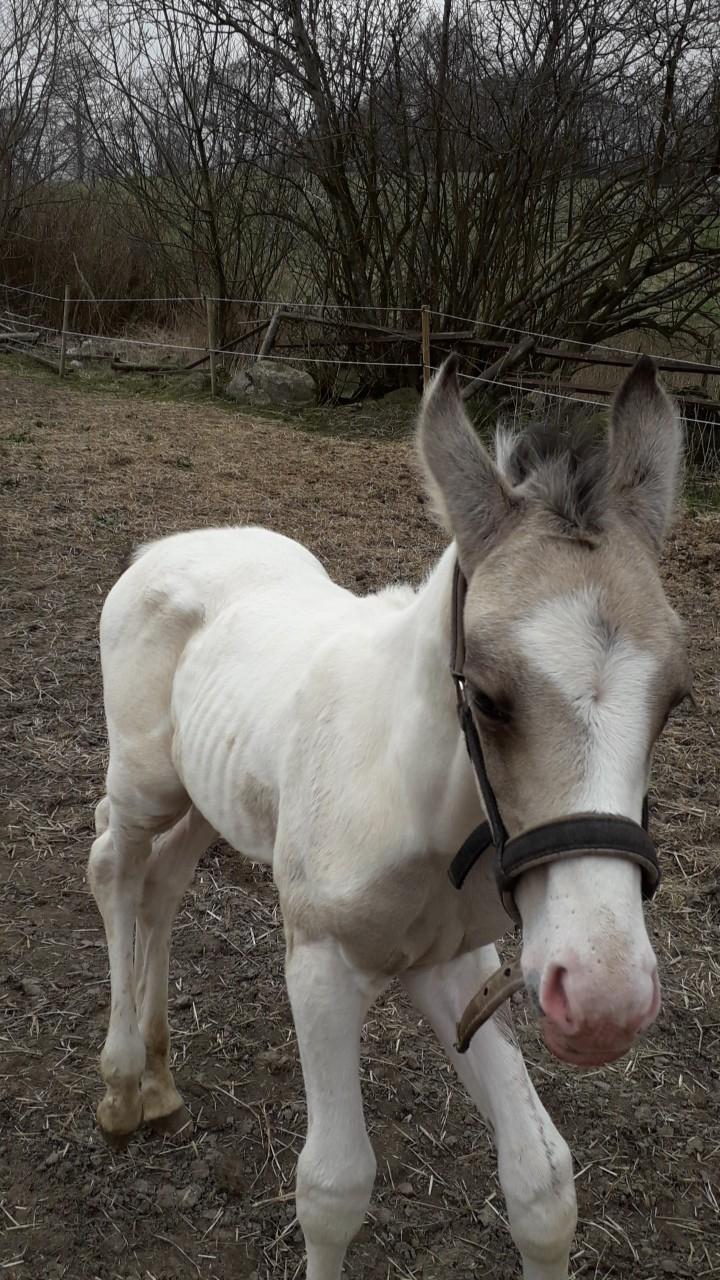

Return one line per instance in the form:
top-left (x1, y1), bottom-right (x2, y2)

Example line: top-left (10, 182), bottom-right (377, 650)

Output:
top-left (225, 359), bottom-right (316, 408)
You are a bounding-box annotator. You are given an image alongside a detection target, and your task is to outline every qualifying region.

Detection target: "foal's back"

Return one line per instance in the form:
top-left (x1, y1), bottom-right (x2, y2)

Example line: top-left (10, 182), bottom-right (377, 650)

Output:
top-left (99, 525), bottom-right (402, 854)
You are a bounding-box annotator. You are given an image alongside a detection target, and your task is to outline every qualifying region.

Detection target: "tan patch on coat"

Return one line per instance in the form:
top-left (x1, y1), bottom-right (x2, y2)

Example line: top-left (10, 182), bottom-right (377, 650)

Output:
top-left (237, 776), bottom-right (278, 846)
top-left (457, 516), bottom-right (691, 832)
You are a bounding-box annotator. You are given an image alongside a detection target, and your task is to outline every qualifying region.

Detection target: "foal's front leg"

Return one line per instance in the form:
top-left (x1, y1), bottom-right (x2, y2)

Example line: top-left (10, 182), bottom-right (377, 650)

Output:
top-left (402, 947), bottom-right (577, 1280)
top-left (285, 937), bottom-right (388, 1280)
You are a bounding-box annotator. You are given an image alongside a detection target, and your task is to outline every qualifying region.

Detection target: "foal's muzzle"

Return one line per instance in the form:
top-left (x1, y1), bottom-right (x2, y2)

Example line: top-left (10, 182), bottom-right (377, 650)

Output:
top-left (449, 814), bottom-right (660, 1054)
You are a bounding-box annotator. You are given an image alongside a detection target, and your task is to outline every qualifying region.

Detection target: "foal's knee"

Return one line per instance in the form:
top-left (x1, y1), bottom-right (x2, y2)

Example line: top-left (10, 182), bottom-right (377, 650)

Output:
top-left (500, 1126), bottom-right (576, 1276)
top-left (296, 1134), bottom-right (376, 1249)
top-left (88, 825), bottom-right (149, 901)
top-left (87, 829), bottom-right (115, 898)
top-left (94, 795), bottom-right (110, 836)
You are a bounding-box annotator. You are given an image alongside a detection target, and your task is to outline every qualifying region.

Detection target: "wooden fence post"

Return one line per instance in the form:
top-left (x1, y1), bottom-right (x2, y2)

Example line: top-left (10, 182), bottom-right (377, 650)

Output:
top-left (59, 284), bottom-right (71, 378)
top-left (205, 294), bottom-right (217, 396)
top-left (701, 334), bottom-right (715, 393)
top-left (421, 304), bottom-right (431, 387)
top-left (258, 306), bottom-right (283, 360)
top-left (460, 335), bottom-right (536, 402)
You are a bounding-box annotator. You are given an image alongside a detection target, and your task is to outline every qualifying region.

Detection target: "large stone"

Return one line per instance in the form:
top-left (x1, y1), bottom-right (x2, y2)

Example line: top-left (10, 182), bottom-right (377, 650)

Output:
top-left (225, 359), bottom-right (316, 408)
top-left (176, 370), bottom-right (211, 392)
top-left (382, 386), bottom-right (420, 406)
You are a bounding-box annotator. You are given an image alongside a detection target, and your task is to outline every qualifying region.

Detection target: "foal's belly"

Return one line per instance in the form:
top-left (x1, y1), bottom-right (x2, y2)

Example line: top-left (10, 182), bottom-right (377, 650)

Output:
top-left (169, 595), bottom-right (511, 970)
top-left (171, 722), bottom-right (279, 866)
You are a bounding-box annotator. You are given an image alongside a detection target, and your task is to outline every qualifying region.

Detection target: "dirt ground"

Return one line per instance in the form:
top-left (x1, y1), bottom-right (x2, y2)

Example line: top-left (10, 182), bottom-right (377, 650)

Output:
top-left (1, 364), bottom-right (719, 1280)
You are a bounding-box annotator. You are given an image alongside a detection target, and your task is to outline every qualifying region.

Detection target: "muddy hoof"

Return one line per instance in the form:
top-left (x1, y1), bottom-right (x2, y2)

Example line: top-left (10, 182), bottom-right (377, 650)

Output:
top-left (145, 1104), bottom-right (194, 1138)
top-left (96, 1091), bottom-right (143, 1140)
top-left (98, 1126), bottom-right (133, 1152)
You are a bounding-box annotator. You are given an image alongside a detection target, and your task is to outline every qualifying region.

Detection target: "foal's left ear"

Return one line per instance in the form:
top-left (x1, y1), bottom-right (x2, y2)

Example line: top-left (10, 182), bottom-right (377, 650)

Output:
top-left (609, 355), bottom-right (683, 553)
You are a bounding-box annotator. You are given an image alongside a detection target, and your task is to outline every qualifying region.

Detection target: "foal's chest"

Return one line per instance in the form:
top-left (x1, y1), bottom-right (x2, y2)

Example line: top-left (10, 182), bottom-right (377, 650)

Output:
top-left (278, 838), bottom-right (510, 975)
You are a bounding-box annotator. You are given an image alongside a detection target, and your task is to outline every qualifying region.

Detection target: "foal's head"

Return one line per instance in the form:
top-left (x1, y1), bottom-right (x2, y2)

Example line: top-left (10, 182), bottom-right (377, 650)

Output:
top-left (418, 355), bottom-right (691, 1067)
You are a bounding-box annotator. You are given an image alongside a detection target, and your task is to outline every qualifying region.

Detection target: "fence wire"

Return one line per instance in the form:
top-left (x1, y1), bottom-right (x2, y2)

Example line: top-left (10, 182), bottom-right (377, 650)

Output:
top-left (2, 289), bottom-right (720, 443)
top-left (2, 280), bottom-right (718, 374)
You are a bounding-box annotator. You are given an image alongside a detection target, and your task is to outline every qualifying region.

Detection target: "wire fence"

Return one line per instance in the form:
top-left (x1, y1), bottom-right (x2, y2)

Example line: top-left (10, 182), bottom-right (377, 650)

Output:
top-left (4, 281), bottom-right (720, 376)
top-left (0, 284), bottom-right (708, 360)
top-left (2, 284), bottom-right (720, 486)
top-left (1, 279), bottom-right (716, 362)
top-left (4, 317), bottom-right (425, 367)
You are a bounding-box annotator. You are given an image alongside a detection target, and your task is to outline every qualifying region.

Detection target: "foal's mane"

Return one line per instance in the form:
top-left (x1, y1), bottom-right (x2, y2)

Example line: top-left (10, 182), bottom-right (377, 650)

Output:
top-left (495, 415), bottom-right (609, 536)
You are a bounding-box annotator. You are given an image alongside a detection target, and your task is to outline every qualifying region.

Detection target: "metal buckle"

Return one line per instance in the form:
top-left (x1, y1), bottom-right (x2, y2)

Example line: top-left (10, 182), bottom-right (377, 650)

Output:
top-left (452, 671), bottom-right (469, 719)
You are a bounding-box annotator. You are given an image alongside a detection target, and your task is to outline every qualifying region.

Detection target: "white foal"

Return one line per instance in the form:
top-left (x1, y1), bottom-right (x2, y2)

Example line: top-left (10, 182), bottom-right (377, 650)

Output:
top-left (88, 355), bottom-right (690, 1279)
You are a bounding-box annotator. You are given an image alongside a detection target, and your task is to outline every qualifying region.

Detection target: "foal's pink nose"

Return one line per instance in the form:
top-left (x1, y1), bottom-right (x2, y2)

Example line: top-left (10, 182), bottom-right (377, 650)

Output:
top-left (539, 960), bottom-right (661, 1066)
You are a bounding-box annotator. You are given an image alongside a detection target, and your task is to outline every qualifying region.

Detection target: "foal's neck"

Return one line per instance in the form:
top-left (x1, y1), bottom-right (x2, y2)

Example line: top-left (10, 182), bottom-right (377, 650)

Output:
top-left (408, 543), bottom-right (457, 684)
top-left (386, 544), bottom-right (478, 851)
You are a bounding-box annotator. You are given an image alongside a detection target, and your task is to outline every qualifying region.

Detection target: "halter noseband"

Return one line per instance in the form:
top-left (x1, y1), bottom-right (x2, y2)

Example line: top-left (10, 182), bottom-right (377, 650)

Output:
top-left (448, 562), bottom-right (661, 926)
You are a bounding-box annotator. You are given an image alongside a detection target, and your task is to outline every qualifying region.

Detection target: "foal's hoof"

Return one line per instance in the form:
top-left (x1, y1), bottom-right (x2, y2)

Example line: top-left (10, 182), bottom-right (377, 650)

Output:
top-left (98, 1126), bottom-right (133, 1153)
top-left (96, 1090), bottom-right (143, 1140)
top-left (145, 1103), bottom-right (194, 1138)
top-left (141, 1073), bottom-right (186, 1127)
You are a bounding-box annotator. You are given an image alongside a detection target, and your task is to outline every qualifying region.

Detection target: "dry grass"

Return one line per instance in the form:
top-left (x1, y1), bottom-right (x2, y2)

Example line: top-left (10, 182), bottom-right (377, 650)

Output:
top-left (1, 362), bottom-right (719, 1280)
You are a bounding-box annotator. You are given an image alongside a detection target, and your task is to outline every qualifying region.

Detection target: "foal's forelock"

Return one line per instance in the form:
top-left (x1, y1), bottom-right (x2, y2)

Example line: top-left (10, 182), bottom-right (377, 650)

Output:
top-left (493, 420), bottom-right (610, 539)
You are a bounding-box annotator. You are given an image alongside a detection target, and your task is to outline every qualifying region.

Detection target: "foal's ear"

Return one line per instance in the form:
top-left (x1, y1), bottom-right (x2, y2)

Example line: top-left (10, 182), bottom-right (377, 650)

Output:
top-left (416, 355), bottom-right (522, 573)
top-left (609, 356), bottom-right (683, 553)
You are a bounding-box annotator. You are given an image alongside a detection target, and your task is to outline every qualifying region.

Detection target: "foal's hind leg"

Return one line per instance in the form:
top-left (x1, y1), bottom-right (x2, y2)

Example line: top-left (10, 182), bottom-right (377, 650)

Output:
top-left (134, 806), bottom-right (214, 1126)
top-left (94, 795), bottom-right (110, 837)
top-left (88, 809), bottom-right (155, 1134)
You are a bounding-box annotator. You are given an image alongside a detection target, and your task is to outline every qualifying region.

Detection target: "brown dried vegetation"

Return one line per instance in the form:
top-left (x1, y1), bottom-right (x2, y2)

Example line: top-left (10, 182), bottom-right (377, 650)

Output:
top-left (1, 367), bottom-right (719, 1279)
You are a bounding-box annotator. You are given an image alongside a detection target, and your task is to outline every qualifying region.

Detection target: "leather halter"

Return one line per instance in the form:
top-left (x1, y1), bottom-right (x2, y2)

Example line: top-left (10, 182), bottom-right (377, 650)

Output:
top-left (448, 562), bottom-right (661, 925)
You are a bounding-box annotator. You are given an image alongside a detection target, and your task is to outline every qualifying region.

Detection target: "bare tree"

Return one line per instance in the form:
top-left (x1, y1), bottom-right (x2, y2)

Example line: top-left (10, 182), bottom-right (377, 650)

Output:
top-left (4, 0), bottom-right (719, 368)
top-left (192, 0), bottom-right (719, 357)
top-left (69, 0), bottom-right (295, 338)
top-left (0, 0), bottom-right (66, 282)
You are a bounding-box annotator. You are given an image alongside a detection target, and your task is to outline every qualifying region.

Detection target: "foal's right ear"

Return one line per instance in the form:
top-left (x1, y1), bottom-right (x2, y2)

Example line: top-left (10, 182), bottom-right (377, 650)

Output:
top-left (608, 355), bottom-right (683, 553)
top-left (416, 356), bottom-right (522, 574)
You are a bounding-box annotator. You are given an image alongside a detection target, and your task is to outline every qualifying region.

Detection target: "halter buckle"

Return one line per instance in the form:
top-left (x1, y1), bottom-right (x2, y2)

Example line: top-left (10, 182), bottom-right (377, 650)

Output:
top-left (452, 671), bottom-right (468, 713)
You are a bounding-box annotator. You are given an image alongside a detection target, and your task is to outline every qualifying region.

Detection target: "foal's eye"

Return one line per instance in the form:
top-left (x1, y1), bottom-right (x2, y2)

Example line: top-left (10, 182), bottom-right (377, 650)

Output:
top-left (473, 690), bottom-right (510, 724)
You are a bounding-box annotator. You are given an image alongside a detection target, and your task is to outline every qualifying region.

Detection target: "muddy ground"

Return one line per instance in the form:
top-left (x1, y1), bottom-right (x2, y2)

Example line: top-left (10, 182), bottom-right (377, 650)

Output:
top-left (1, 365), bottom-right (719, 1280)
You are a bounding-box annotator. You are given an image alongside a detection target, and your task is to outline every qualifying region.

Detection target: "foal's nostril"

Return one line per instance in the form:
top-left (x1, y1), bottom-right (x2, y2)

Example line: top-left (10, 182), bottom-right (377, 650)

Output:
top-left (540, 964), bottom-right (573, 1029)
top-left (538, 957), bottom-right (662, 1043)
